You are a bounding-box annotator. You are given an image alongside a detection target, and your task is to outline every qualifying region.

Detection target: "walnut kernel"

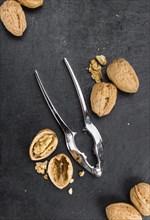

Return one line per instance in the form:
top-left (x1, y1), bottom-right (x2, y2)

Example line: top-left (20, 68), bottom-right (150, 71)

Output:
top-left (96, 55), bottom-right (107, 66)
top-left (35, 161), bottom-right (48, 174)
top-left (89, 59), bottom-right (102, 83)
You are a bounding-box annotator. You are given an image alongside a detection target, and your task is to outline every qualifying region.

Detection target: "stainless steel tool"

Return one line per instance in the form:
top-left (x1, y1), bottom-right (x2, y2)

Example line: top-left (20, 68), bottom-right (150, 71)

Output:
top-left (35, 58), bottom-right (104, 177)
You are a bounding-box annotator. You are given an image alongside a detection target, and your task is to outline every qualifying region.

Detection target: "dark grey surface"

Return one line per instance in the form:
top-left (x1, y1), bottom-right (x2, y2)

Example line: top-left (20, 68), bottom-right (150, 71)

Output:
top-left (0, 0), bottom-right (150, 219)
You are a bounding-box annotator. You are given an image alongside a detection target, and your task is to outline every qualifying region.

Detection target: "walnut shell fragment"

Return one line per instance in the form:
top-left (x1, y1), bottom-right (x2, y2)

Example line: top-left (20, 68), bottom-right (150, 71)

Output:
top-left (130, 182), bottom-right (150, 216)
top-left (89, 59), bottom-right (102, 83)
top-left (17, 0), bottom-right (44, 9)
top-left (90, 82), bottom-right (117, 117)
top-left (107, 58), bottom-right (139, 93)
top-left (0, 0), bottom-right (27, 36)
top-left (48, 153), bottom-right (73, 189)
top-left (29, 129), bottom-right (58, 161)
top-left (106, 203), bottom-right (142, 220)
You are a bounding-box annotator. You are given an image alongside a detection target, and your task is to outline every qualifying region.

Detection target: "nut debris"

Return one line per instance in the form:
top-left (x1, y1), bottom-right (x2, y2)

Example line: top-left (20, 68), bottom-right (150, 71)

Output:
top-left (70, 179), bottom-right (74, 184)
top-left (96, 55), bottom-right (107, 66)
top-left (89, 59), bottom-right (102, 83)
top-left (68, 188), bottom-right (73, 195)
top-left (79, 171), bottom-right (85, 177)
top-left (35, 161), bottom-right (48, 174)
top-left (43, 174), bottom-right (49, 180)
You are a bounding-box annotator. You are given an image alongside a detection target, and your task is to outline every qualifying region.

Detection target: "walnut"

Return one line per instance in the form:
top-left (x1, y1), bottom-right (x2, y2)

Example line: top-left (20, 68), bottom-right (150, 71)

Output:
top-left (106, 203), bottom-right (142, 220)
top-left (88, 59), bottom-right (102, 83)
top-left (29, 129), bottom-right (58, 161)
top-left (90, 82), bottom-right (117, 117)
top-left (47, 153), bottom-right (73, 189)
top-left (17, 0), bottom-right (44, 9)
top-left (107, 58), bottom-right (139, 93)
top-left (130, 182), bottom-right (150, 216)
top-left (0, 0), bottom-right (27, 37)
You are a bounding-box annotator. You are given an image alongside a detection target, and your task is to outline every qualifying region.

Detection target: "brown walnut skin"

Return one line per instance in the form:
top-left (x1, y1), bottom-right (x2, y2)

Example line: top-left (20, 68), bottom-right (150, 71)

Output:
top-left (48, 153), bottom-right (73, 189)
top-left (130, 182), bottom-right (150, 216)
top-left (29, 129), bottom-right (58, 161)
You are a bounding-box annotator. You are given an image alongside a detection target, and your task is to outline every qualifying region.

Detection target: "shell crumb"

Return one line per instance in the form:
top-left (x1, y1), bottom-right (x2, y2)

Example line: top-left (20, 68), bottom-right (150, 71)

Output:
top-left (43, 174), bottom-right (49, 180)
top-left (68, 188), bottom-right (73, 195)
top-left (79, 171), bottom-right (85, 177)
top-left (70, 178), bottom-right (74, 184)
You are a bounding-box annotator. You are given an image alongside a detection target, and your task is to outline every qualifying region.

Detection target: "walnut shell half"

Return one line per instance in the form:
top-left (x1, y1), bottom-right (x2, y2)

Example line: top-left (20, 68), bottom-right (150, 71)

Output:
top-left (47, 153), bottom-right (73, 189)
top-left (130, 182), bottom-right (150, 216)
top-left (29, 129), bottom-right (58, 161)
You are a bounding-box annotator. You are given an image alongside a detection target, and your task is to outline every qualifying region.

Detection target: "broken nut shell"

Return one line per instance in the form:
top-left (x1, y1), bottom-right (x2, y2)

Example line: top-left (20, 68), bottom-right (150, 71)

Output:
top-left (48, 153), bottom-right (73, 189)
top-left (29, 129), bottom-right (58, 161)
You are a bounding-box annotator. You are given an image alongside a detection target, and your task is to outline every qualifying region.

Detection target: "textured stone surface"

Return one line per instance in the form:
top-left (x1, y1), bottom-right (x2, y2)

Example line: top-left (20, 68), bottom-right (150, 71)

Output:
top-left (0, 0), bottom-right (149, 219)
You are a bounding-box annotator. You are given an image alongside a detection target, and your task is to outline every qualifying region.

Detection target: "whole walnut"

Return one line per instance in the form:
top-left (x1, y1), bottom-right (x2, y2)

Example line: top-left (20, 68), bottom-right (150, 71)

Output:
top-left (90, 82), bottom-right (117, 117)
top-left (106, 203), bottom-right (142, 220)
top-left (130, 182), bottom-right (150, 216)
